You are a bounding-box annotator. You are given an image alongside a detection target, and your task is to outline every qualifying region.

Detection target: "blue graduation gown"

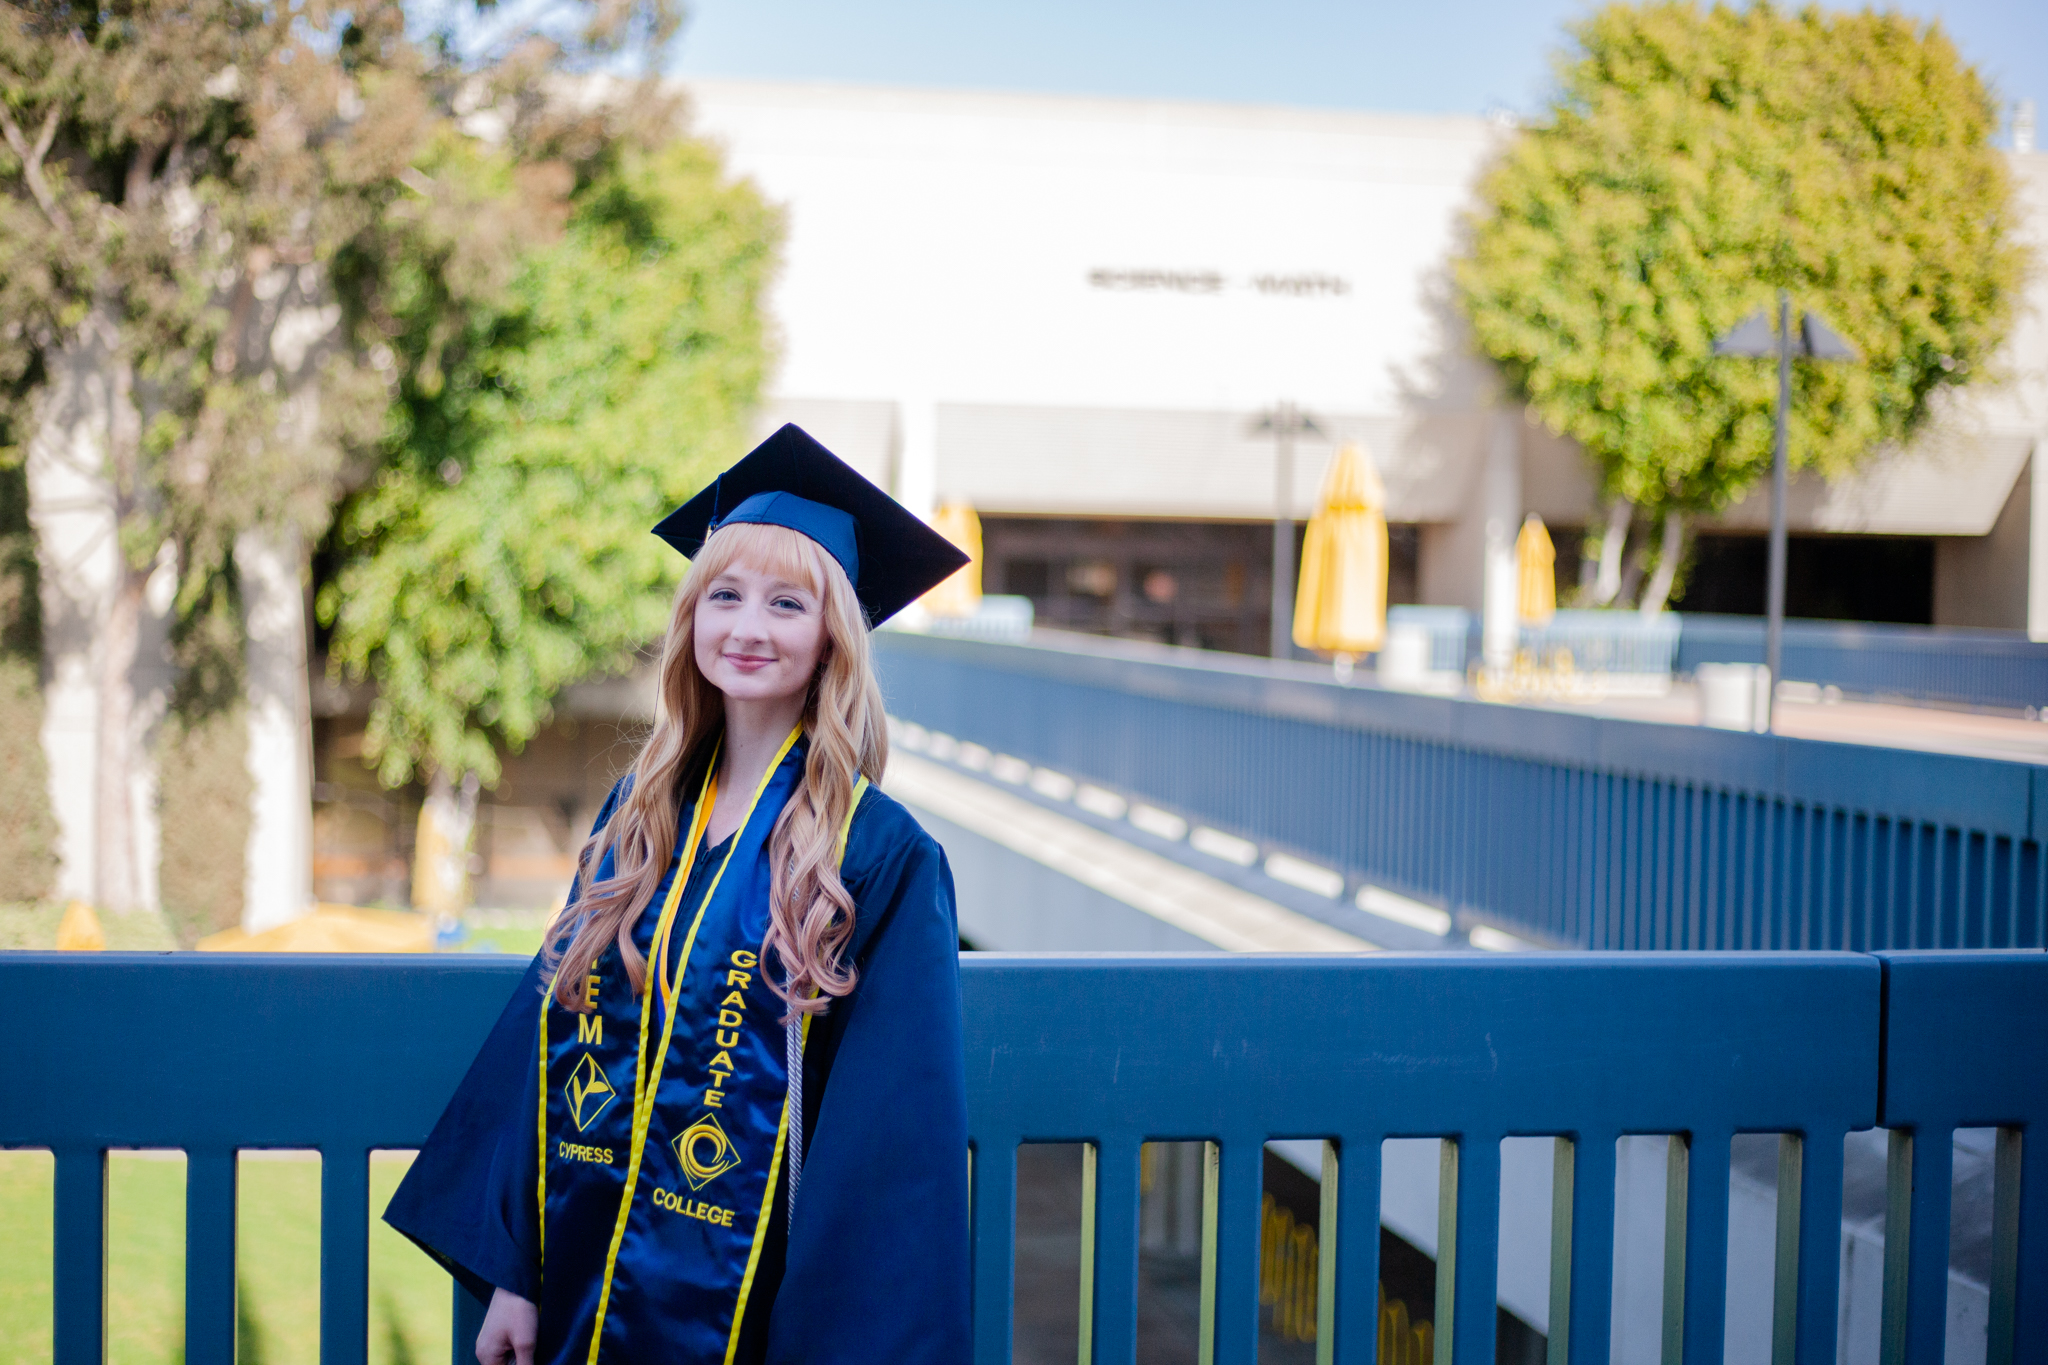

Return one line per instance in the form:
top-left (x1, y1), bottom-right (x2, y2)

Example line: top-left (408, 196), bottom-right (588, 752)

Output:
top-left (384, 778), bottom-right (971, 1364)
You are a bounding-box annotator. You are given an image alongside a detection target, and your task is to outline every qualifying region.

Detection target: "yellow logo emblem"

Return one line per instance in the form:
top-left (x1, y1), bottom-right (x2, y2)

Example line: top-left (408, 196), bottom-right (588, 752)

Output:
top-left (564, 1053), bottom-right (616, 1132)
top-left (673, 1113), bottom-right (743, 1191)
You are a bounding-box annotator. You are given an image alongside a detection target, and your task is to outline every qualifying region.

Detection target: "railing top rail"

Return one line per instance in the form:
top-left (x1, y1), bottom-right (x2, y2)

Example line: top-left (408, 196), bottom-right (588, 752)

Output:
top-left (1680, 611), bottom-right (2048, 654)
top-left (1877, 949), bottom-right (2048, 1130)
top-left (0, 953), bottom-right (526, 1150)
top-left (0, 951), bottom-right (1882, 1149)
top-left (959, 951), bottom-right (1878, 1141)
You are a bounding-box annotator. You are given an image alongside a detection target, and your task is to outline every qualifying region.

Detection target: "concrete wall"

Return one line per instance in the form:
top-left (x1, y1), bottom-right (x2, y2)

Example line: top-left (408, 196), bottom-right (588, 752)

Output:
top-left (696, 81), bottom-right (2048, 583)
top-left (1935, 448), bottom-right (2036, 629)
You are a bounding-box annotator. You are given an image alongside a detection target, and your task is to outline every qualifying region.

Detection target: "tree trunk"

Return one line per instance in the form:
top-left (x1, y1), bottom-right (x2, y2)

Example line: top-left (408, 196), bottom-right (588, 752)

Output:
top-left (26, 335), bottom-right (108, 905)
top-left (1589, 496), bottom-right (1632, 606)
top-left (92, 565), bottom-right (146, 911)
top-left (237, 525), bottom-right (314, 932)
top-left (1638, 510), bottom-right (1687, 619)
top-left (412, 767), bottom-right (479, 920)
top-left (26, 302), bottom-right (156, 910)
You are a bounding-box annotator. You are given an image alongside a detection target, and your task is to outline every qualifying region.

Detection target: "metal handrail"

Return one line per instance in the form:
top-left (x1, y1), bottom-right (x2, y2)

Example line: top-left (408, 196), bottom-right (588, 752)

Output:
top-left (874, 629), bottom-right (2048, 952)
top-left (1674, 614), bottom-right (2048, 711)
top-left (0, 952), bottom-right (2040, 1365)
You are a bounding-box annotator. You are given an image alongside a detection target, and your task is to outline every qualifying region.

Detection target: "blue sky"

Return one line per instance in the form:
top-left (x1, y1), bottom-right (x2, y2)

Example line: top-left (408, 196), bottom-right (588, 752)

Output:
top-left (668, 0), bottom-right (2046, 130)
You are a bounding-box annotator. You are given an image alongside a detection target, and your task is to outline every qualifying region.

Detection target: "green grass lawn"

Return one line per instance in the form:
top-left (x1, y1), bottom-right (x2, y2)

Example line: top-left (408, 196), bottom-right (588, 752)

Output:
top-left (0, 902), bottom-right (177, 951)
top-left (460, 929), bottom-right (543, 957)
top-left (2, 900), bottom-right (544, 959)
top-left (0, 1149), bottom-right (452, 1365)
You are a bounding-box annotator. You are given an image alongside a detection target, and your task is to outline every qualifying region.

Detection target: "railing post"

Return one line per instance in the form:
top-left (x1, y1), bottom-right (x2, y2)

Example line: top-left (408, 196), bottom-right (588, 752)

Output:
top-left (1555, 1130), bottom-right (1617, 1365)
top-left (1203, 1137), bottom-right (1264, 1365)
top-left (452, 1281), bottom-right (489, 1365)
top-left (971, 1137), bottom-right (1017, 1365)
top-left (185, 1148), bottom-right (239, 1365)
top-left (52, 1145), bottom-right (106, 1365)
top-left (1771, 1130), bottom-right (1845, 1365)
top-left (1079, 1143), bottom-right (1096, 1365)
top-left (1666, 1129), bottom-right (1730, 1365)
top-left (1987, 1124), bottom-right (2045, 1365)
top-left (1328, 1136), bottom-right (1379, 1365)
top-left (1771, 1134), bottom-right (1802, 1365)
top-left (1547, 1136), bottom-right (1574, 1365)
top-left (321, 1145), bottom-right (373, 1365)
top-left (1199, 1141), bottom-right (1218, 1365)
top-left (1435, 1133), bottom-right (1501, 1365)
top-left (1880, 1126), bottom-right (1953, 1365)
top-left (1084, 1136), bottom-right (1142, 1365)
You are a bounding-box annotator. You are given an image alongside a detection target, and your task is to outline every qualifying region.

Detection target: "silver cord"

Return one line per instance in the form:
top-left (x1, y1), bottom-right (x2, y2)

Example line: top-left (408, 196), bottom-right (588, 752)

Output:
top-left (784, 1011), bottom-right (804, 1229)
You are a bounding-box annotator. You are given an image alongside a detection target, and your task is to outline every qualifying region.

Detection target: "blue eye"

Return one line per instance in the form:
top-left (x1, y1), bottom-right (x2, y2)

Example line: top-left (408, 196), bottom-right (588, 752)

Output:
top-left (708, 588), bottom-right (740, 603)
top-left (772, 596), bottom-right (806, 612)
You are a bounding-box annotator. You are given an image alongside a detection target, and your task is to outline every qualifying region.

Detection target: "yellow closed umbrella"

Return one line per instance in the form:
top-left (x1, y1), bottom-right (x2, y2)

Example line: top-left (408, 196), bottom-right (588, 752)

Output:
top-left (56, 901), bottom-right (105, 951)
top-left (922, 502), bottom-right (983, 617)
top-left (1515, 514), bottom-right (1556, 626)
top-left (1292, 442), bottom-right (1388, 658)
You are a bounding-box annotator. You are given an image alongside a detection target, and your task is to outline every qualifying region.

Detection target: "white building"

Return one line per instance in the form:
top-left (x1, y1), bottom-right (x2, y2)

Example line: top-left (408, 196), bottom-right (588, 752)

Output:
top-left (684, 78), bottom-right (2048, 645)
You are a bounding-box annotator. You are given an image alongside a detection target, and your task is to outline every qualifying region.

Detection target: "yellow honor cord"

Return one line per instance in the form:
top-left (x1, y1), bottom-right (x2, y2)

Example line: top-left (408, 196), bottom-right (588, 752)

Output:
top-left (541, 757), bottom-right (717, 1266)
top-left (656, 767), bottom-right (720, 1025)
top-left (583, 725), bottom-right (804, 1365)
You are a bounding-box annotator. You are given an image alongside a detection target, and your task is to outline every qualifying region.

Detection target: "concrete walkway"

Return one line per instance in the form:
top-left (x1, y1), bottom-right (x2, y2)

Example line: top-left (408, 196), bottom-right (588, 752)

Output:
top-left (885, 751), bottom-right (1375, 952)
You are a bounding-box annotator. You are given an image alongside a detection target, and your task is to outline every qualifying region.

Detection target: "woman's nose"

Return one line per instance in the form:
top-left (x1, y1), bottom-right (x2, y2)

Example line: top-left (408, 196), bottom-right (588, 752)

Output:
top-left (727, 601), bottom-right (772, 641)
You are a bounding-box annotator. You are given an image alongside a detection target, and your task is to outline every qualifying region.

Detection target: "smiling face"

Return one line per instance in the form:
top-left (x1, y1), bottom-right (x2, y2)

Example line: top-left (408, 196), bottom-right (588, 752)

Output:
top-left (692, 553), bottom-right (830, 706)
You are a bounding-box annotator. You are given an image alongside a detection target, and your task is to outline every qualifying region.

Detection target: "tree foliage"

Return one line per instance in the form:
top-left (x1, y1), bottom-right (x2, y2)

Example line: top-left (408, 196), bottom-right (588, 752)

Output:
top-left (0, 1), bottom-right (691, 903)
top-left (0, 1), bottom-right (435, 595)
top-left (319, 135), bottom-right (780, 786)
top-left (0, 0), bottom-right (460, 907)
top-left (0, 0), bottom-right (688, 596)
top-left (1457, 2), bottom-right (2027, 520)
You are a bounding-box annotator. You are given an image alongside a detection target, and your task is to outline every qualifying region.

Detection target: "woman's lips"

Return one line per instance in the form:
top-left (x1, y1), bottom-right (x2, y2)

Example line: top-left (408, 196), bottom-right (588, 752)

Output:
top-left (723, 653), bottom-right (776, 672)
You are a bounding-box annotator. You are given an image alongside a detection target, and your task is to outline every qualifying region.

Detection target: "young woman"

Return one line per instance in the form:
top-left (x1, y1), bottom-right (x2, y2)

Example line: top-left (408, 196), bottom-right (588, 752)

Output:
top-left (387, 426), bottom-right (973, 1365)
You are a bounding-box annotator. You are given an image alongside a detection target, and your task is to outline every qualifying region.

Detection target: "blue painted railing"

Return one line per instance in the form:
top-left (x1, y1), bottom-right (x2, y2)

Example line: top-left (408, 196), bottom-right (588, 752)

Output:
top-left (875, 629), bottom-right (2048, 952)
top-left (1432, 613), bottom-right (2048, 712)
top-left (0, 952), bottom-right (2039, 1365)
top-left (1673, 615), bottom-right (2048, 712)
top-left (1879, 951), bottom-right (2048, 1363)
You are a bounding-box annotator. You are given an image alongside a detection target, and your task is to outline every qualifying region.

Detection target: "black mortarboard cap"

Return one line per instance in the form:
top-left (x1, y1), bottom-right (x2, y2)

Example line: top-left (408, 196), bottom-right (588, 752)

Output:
top-left (652, 424), bottom-right (970, 627)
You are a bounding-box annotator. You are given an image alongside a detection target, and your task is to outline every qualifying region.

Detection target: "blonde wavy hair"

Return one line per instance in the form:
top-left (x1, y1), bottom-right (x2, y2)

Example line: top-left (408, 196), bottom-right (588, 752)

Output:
top-left (545, 521), bottom-right (888, 1018)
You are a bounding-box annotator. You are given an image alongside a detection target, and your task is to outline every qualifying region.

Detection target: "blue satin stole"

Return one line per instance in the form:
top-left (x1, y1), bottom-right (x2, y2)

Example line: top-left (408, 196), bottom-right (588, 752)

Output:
top-left (538, 733), bottom-right (805, 1365)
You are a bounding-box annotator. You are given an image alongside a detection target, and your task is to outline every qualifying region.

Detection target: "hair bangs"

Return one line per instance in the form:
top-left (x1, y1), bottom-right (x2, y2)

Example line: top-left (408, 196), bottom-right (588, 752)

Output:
top-left (691, 520), bottom-right (829, 599)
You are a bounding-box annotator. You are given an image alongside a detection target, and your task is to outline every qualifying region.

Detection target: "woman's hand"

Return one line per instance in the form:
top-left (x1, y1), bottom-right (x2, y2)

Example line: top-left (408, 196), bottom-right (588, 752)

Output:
top-left (477, 1287), bottom-right (538, 1365)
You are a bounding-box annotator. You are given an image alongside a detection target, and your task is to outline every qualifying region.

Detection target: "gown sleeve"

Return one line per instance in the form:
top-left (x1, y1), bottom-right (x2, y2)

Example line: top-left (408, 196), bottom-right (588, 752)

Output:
top-left (763, 789), bottom-right (972, 1365)
top-left (381, 777), bottom-right (633, 1304)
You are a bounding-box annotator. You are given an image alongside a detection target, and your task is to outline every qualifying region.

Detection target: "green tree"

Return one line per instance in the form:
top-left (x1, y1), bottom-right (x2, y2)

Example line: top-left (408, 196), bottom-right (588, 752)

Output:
top-left (0, 0), bottom-right (680, 918)
top-left (0, 1), bottom-right (437, 911)
top-left (1456, 2), bottom-right (2027, 612)
top-left (318, 134), bottom-right (778, 835)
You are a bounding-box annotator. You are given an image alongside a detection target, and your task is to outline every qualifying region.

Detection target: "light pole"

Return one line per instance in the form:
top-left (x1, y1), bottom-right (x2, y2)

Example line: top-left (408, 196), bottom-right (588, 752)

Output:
top-left (1712, 292), bottom-right (1857, 730)
top-left (1252, 402), bottom-right (1323, 660)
